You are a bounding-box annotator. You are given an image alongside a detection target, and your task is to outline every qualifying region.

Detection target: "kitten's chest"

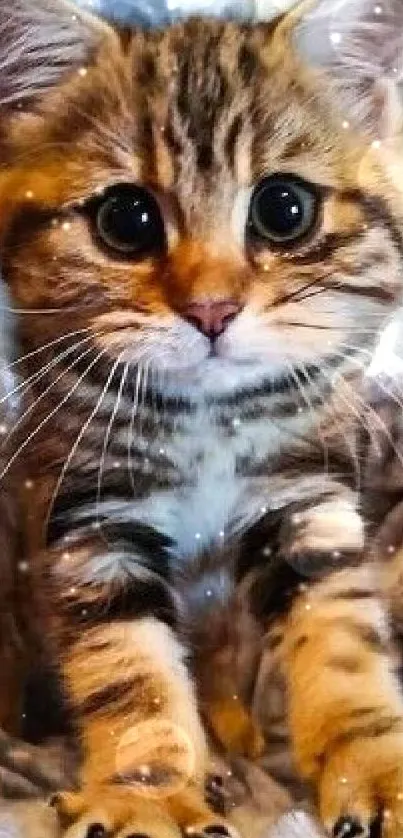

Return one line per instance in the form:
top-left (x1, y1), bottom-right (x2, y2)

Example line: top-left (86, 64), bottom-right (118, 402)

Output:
top-left (139, 409), bottom-right (277, 558)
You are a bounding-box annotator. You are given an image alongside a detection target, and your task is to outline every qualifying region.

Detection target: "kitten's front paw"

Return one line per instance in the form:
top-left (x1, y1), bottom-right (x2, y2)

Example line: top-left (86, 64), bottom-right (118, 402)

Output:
top-left (53, 786), bottom-right (239, 838)
top-left (318, 730), bottom-right (403, 838)
top-left (54, 788), bottom-right (182, 838)
top-left (286, 498), bottom-right (364, 559)
top-left (280, 497), bottom-right (364, 579)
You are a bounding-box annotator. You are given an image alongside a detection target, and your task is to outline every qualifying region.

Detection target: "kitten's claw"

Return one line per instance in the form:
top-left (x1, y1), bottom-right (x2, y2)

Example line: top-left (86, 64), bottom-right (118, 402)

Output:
top-left (331, 815), bottom-right (383, 838)
top-left (85, 826), bottom-right (108, 838)
top-left (190, 821), bottom-right (238, 838)
top-left (332, 817), bottom-right (367, 838)
top-left (319, 733), bottom-right (403, 838)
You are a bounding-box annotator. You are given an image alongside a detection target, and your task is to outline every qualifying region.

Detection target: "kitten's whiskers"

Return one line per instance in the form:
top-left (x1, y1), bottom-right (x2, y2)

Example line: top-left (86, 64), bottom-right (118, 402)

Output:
top-left (49, 352), bottom-right (126, 526)
top-left (0, 334), bottom-right (94, 408)
top-left (8, 328), bottom-right (93, 368)
top-left (327, 351), bottom-right (403, 471)
top-left (4, 341), bottom-right (98, 444)
top-left (0, 348), bottom-right (108, 484)
top-left (127, 360), bottom-right (147, 497)
top-left (96, 354), bottom-right (129, 526)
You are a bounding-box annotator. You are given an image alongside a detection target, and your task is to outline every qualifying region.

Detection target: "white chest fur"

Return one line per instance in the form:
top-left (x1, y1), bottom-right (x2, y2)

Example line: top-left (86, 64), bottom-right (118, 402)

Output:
top-left (129, 407), bottom-right (295, 559)
top-left (73, 404), bottom-right (314, 586)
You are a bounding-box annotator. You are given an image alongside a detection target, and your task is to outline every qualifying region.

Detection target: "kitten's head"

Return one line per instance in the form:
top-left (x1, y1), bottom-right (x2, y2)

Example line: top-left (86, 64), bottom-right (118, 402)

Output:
top-left (0, 0), bottom-right (403, 399)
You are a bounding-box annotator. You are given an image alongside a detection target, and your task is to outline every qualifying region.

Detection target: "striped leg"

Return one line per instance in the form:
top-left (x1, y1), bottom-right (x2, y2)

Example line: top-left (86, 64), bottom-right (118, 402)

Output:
top-left (284, 565), bottom-right (403, 838)
top-left (47, 543), bottom-right (234, 838)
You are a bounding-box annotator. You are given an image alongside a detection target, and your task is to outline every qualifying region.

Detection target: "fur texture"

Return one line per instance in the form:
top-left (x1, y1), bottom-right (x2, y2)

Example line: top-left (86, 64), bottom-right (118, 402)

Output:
top-left (1, 1), bottom-right (403, 837)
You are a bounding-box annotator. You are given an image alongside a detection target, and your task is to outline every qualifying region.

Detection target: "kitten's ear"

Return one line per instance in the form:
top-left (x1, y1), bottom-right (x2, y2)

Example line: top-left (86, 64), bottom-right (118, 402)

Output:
top-left (296, 0), bottom-right (403, 140)
top-left (0, 0), bottom-right (114, 111)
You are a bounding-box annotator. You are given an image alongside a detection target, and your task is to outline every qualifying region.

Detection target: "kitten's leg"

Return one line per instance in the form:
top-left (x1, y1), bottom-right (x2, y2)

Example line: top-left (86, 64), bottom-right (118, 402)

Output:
top-left (206, 697), bottom-right (265, 760)
top-left (199, 648), bottom-right (265, 759)
top-left (56, 618), bottom-right (234, 836)
top-left (272, 489), bottom-right (403, 837)
top-left (282, 564), bottom-right (403, 838)
top-left (47, 547), bottom-right (235, 837)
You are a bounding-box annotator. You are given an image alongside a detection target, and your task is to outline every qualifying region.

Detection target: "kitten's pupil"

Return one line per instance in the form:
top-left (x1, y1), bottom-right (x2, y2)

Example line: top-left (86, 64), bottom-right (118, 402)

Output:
top-left (248, 175), bottom-right (318, 246)
top-left (260, 185), bottom-right (301, 235)
top-left (95, 184), bottom-right (166, 257)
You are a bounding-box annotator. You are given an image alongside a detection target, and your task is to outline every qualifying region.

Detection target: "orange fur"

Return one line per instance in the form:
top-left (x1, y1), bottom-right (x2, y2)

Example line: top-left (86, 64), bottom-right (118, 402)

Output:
top-left (1, 2), bottom-right (403, 836)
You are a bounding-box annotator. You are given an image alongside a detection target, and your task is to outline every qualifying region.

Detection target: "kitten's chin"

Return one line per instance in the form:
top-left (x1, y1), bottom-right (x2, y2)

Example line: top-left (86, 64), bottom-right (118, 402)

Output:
top-left (152, 356), bottom-right (279, 399)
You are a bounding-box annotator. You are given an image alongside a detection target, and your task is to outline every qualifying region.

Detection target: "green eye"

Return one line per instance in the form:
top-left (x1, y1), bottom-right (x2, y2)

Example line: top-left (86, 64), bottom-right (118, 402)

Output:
top-left (248, 175), bottom-right (319, 245)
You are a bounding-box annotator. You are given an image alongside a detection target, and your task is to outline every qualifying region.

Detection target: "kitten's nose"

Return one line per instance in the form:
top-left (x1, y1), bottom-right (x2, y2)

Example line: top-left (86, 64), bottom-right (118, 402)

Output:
top-left (182, 299), bottom-right (241, 339)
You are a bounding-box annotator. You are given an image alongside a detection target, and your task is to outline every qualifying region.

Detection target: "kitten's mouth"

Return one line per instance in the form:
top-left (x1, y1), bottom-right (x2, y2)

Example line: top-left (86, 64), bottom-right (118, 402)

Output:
top-left (206, 344), bottom-right (255, 366)
top-left (99, 319), bottom-right (308, 396)
top-left (173, 348), bottom-right (264, 376)
top-left (152, 353), bottom-right (281, 398)
top-left (207, 344), bottom-right (220, 359)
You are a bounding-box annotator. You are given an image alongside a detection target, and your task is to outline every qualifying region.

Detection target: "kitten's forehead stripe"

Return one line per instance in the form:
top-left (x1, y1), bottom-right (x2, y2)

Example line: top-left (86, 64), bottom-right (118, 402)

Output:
top-left (224, 114), bottom-right (244, 175)
top-left (140, 110), bottom-right (157, 182)
top-left (282, 136), bottom-right (315, 160)
top-left (237, 42), bottom-right (261, 86)
top-left (11, 18), bottom-right (372, 204)
top-left (175, 39), bottom-right (228, 173)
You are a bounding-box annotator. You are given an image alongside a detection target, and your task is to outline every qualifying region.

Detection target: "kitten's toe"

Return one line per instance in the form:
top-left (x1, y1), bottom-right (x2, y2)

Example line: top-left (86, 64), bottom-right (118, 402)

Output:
top-left (187, 820), bottom-right (239, 838)
top-left (319, 733), bottom-right (403, 838)
top-left (125, 834), bottom-right (153, 838)
top-left (201, 825), bottom-right (232, 837)
top-left (85, 825), bottom-right (109, 838)
top-left (332, 817), bottom-right (369, 838)
top-left (332, 815), bottom-right (385, 838)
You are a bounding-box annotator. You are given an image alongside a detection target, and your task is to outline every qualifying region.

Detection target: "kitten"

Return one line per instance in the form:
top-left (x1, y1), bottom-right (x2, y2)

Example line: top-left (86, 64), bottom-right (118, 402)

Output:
top-left (1, 0), bottom-right (403, 836)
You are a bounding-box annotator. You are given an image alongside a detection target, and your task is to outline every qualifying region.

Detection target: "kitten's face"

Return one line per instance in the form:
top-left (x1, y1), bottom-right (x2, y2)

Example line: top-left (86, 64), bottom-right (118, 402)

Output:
top-left (2, 12), bottom-right (403, 398)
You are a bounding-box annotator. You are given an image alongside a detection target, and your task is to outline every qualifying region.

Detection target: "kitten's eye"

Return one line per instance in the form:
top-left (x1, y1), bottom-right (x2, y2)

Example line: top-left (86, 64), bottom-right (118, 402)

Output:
top-left (248, 175), bottom-right (319, 246)
top-left (94, 184), bottom-right (166, 258)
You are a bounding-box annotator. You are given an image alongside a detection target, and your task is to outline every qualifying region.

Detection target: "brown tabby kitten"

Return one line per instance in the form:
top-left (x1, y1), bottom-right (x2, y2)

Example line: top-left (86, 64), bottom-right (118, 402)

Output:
top-left (2, 0), bottom-right (403, 835)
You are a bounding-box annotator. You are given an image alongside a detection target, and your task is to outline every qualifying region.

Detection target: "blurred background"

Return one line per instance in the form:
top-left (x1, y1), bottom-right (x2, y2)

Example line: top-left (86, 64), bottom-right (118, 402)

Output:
top-left (76, 0), bottom-right (297, 29)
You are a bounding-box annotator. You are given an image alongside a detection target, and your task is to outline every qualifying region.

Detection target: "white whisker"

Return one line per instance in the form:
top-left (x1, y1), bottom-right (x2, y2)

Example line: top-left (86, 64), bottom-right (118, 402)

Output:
top-left (328, 350), bottom-right (403, 470)
top-left (47, 355), bottom-right (125, 527)
top-left (9, 328), bottom-right (93, 368)
top-left (289, 360), bottom-right (331, 476)
top-left (127, 361), bottom-right (146, 496)
top-left (0, 334), bottom-right (94, 407)
top-left (96, 354), bottom-right (129, 524)
top-left (340, 340), bottom-right (403, 413)
top-left (0, 304), bottom-right (90, 315)
top-left (0, 349), bottom-right (107, 484)
top-left (5, 342), bottom-right (97, 443)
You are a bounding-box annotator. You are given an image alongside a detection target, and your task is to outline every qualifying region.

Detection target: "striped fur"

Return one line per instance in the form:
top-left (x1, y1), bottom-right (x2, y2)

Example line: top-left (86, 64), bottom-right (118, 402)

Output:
top-left (1, 0), bottom-right (403, 835)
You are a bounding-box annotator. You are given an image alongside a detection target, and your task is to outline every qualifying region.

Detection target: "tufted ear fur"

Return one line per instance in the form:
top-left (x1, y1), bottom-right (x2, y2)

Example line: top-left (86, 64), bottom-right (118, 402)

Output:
top-left (296, 0), bottom-right (403, 141)
top-left (0, 0), bottom-right (114, 112)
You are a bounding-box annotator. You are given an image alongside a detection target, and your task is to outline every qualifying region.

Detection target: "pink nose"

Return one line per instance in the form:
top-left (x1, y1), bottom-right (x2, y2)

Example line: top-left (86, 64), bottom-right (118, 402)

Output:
top-left (182, 300), bottom-right (241, 339)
